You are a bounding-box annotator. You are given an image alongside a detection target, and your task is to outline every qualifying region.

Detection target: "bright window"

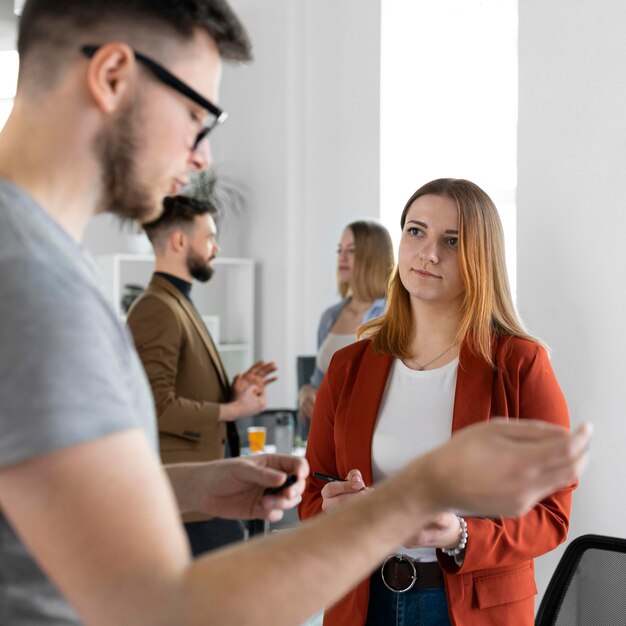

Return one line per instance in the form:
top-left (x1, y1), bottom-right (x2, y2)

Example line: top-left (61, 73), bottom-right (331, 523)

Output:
top-left (0, 50), bottom-right (18, 131)
top-left (380, 0), bottom-right (518, 297)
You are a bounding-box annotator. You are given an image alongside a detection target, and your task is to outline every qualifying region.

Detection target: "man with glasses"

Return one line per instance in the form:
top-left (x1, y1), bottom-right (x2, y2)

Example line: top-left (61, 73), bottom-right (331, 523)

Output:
top-left (0, 1), bottom-right (590, 625)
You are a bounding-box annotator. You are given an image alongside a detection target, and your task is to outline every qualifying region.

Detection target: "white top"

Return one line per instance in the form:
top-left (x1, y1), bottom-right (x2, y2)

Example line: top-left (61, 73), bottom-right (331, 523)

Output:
top-left (372, 357), bottom-right (459, 562)
top-left (316, 332), bottom-right (355, 375)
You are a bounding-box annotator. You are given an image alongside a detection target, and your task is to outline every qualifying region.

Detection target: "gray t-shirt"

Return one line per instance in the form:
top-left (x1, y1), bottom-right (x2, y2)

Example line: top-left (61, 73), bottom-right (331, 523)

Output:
top-left (0, 180), bottom-right (157, 624)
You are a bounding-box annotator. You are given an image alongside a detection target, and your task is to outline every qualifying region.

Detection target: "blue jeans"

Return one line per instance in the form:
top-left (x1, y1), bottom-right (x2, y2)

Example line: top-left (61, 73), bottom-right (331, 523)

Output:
top-left (184, 518), bottom-right (244, 557)
top-left (365, 571), bottom-right (452, 626)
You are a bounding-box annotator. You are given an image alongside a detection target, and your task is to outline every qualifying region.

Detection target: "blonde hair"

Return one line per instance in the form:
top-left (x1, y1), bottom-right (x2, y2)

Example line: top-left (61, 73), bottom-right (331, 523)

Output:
top-left (359, 179), bottom-right (536, 367)
top-left (338, 220), bottom-right (395, 302)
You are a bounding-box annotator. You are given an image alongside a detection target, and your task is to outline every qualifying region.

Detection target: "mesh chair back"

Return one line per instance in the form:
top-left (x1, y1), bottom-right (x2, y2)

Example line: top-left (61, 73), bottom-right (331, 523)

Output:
top-left (535, 534), bottom-right (626, 625)
top-left (296, 355), bottom-right (316, 438)
top-left (297, 355), bottom-right (316, 389)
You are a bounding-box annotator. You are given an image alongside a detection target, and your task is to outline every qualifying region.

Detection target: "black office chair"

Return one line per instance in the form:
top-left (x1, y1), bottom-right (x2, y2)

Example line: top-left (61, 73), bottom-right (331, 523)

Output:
top-left (297, 355), bottom-right (316, 389)
top-left (535, 534), bottom-right (626, 625)
top-left (296, 355), bottom-right (316, 438)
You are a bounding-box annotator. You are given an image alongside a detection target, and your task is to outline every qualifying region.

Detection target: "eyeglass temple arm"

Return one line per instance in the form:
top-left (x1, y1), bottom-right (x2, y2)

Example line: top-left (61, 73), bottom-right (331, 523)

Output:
top-left (80, 44), bottom-right (227, 123)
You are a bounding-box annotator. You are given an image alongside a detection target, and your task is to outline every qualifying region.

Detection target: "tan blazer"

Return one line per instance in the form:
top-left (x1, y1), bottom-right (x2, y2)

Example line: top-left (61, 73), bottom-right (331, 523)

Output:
top-left (127, 275), bottom-right (231, 522)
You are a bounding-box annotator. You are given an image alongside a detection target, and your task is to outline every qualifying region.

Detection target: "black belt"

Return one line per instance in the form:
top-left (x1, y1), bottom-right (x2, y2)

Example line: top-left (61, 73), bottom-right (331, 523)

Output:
top-left (380, 555), bottom-right (444, 593)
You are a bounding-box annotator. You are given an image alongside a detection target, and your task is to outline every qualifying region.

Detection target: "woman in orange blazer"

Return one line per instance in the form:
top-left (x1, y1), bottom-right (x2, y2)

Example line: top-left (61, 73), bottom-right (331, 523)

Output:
top-left (299, 178), bottom-right (572, 626)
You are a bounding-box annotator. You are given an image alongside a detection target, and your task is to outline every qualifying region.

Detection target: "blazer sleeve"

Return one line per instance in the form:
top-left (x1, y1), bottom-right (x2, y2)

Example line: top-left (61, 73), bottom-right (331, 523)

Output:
top-left (439, 343), bottom-right (573, 574)
top-left (127, 295), bottom-right (222, 442)
top-left (298, 360), bottom-right (342, 521)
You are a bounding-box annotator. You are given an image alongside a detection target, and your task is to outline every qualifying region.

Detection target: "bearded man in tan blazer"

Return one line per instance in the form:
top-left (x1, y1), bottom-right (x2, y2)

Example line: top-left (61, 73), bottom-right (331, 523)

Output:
top-left (127, 195), bottom-right (276, 556)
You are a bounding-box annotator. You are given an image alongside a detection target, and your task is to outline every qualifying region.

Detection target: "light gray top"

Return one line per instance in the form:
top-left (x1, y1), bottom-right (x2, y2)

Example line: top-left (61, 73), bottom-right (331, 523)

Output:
top-left (0, 180), bottom-right (157, 625)
top-left (310, 297), bottom-right (386, 387)
top-left (316, 332), bottom-right (355, 375)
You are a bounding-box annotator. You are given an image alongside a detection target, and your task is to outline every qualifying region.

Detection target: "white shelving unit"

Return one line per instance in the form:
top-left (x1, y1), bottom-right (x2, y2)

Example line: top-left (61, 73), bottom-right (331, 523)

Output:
top-left (97, 254), bottom-right (255, 380)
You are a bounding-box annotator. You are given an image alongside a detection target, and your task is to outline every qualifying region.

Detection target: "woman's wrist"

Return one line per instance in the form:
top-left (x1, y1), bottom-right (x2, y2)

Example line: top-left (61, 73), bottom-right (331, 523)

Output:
top-left (441, 516), bottom-right (468, 556)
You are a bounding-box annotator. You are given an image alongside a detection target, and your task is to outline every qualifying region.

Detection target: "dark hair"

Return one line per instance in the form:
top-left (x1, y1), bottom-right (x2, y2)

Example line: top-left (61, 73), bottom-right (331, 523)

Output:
top-left (17, 0), bottom-right (252, 87)
top-left (145, 194), bottom-right (215, 231)
top-left (143, 195), bottom-right (216, 248)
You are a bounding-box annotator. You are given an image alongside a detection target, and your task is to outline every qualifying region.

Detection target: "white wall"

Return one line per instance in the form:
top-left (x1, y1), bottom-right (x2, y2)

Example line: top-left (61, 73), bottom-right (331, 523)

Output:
top-left (219, 0), bottom-right (381, 407)
top-left (0, 0), bottom-right (18, 51)
top-left (518, 0), bottom-right (626, 600)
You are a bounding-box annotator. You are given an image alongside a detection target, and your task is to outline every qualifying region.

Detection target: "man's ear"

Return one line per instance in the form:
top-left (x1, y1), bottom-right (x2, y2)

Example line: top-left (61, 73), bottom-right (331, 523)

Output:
top-left (84, 42), bottom-right (136, 113)
top-left (169, 229), bottom-right (187, 253)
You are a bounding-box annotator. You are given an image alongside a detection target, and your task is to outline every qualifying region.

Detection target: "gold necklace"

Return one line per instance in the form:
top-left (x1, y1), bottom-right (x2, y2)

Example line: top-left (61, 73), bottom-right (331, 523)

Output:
top-left (406, 343), bottom-right (458, 371)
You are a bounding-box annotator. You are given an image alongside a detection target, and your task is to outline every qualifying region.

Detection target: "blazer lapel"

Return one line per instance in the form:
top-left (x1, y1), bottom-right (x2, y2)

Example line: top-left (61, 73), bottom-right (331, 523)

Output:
top-left (339, 344), bottom-right (393, 487)
top-left (180, 297), bottom-right (230, 392)
top-left (451, 341), bottom-right (499, 433)
top-left (149, 276), bottom-right (230, 393)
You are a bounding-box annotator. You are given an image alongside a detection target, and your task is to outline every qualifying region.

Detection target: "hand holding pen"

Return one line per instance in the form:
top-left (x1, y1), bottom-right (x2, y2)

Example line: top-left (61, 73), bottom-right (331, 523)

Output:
top-left (312, 472), bottom-right (347, 483)
top-left (315, 468), bottom-right (369, 514)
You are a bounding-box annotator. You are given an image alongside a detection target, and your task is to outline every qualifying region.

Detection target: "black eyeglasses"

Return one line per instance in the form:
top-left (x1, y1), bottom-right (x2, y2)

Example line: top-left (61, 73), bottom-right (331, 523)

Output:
top-left (81, 45), bottom-right (228, 150)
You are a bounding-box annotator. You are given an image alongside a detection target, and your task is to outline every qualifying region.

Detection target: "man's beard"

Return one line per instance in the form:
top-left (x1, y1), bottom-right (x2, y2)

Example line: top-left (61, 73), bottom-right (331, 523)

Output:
top-left (187, 249), bottom-right (215, 283)
top-left (93, 98), bottom-right (156, 223)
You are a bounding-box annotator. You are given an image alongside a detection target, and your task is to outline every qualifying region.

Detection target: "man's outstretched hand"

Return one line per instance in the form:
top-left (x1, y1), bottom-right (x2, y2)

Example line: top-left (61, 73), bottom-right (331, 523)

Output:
top-left (410, 419), bottom-right (591, 518)
top-left (233, 360), bottom-right (278, 396)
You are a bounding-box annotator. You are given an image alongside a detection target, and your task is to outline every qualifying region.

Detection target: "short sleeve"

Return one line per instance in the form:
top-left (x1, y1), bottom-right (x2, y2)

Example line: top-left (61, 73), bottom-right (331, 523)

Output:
top-left (0, 258), bottom-right (147, 468)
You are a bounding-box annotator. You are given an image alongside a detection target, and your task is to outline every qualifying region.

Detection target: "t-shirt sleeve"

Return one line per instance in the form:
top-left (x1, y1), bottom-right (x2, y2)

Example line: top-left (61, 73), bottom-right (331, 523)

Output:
top-left (0, 258), bottom-right (144, 468)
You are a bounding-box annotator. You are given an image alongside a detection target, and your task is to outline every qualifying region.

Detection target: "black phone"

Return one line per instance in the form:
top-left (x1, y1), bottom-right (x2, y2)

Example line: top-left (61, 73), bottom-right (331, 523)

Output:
top-left (263, 473), bottom-right (298, 495)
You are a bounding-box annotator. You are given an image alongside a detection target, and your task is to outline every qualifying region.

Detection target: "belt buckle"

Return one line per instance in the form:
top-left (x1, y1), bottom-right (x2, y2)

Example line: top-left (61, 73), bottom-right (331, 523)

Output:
top-left (380, 554), bottom-right (417, 593)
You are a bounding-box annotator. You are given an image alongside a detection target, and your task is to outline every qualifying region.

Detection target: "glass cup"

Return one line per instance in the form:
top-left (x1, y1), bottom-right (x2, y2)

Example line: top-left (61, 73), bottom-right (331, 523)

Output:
top-left (247, 426), bottom-right (267, 453)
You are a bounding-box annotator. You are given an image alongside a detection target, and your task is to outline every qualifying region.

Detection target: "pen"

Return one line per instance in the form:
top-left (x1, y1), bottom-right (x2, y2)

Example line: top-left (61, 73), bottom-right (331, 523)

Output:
top-left (312, 471), bottom-right (347, 482)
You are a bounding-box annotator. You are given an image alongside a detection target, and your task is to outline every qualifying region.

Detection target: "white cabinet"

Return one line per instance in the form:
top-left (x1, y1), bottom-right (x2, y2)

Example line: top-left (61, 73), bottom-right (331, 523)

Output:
top-left (97, 254), bottom-right (255, 380)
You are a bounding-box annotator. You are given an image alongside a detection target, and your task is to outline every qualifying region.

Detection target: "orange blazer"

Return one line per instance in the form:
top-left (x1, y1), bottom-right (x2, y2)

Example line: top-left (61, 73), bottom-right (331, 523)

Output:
top-left (299, 336), bottom-right (573, 626)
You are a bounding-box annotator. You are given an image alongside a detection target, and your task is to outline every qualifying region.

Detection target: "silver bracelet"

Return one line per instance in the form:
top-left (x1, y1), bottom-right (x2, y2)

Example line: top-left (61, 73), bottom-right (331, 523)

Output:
top-left (441, 516), bottom-right (468, 556)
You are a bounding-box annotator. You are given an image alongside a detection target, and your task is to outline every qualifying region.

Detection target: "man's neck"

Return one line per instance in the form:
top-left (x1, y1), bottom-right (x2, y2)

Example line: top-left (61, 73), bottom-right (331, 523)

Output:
top-left (153, 258), bottom-right (193, 283)
top-left (154, 271), bottom-right (193, 302)
top-left (0, 101), bottom-right (101, 242)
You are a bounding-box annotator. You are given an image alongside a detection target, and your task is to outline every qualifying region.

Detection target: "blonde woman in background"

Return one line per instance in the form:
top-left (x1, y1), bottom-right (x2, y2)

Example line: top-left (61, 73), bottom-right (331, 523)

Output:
top-left (298, 220), bottom-right (395, 425)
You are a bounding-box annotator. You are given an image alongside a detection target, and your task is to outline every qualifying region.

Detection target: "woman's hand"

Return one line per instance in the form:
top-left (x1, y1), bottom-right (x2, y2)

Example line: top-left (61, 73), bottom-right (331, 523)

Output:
top-left (320, 469), bottom-right (369, 513)
top-left (402, 512), bottom-right (461, 549)
top-left (299, 384), bottom-right (317, 422)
